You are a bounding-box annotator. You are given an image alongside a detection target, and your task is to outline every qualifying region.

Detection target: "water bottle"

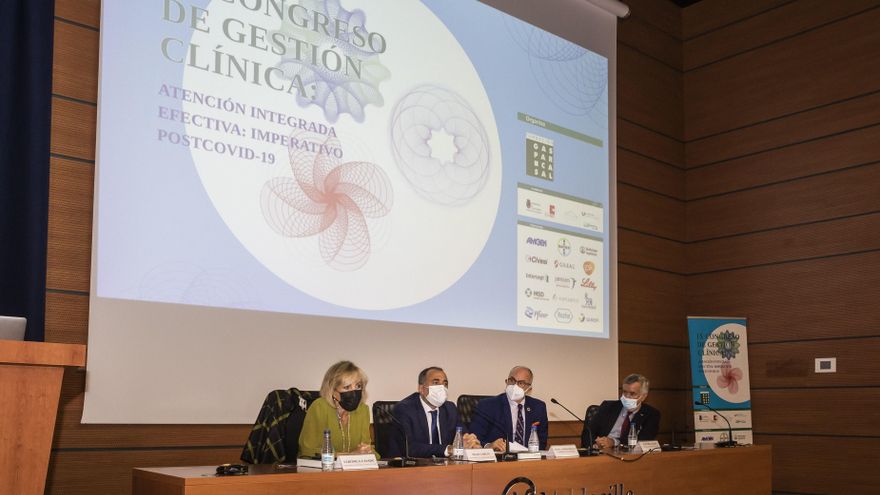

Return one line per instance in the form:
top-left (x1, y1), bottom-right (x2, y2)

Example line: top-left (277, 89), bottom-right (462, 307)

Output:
top-left (527, 425), bottom-right (540, 453)
top-left (451, 426), bottom-right (465, 460)
top-left (321, 429), bottom-right (334, 471)
top-left (627, 424), bottom-right (638, 450)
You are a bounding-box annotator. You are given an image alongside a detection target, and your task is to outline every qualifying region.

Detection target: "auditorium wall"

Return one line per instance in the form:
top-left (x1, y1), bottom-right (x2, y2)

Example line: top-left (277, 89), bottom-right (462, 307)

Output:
top-left (43, 0), bottom-right (689, 493)
top-left (682, 1), bottom-right (880, 493)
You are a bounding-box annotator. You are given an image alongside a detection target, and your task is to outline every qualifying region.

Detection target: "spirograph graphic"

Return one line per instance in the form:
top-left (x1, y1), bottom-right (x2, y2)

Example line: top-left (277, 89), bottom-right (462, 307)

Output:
top-left (505, 19), bottom-right (607, 119)
top-left (389, 86), bottom-right (491, 206)
top-left (260, 131), bottom-right (393, 271)
top-left (273, 0), bottom-right (390, 123)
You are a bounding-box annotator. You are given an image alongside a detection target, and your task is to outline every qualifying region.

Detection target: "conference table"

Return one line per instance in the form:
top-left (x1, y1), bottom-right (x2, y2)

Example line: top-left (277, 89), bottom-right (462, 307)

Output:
top-left (133, 445), bottom-right (771, 494)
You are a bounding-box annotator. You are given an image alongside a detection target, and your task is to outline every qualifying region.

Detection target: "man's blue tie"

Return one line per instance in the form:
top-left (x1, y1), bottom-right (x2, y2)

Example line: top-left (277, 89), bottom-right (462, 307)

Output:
top-left (430, 410), bottom-right (441, 445)
top-left (515, 403), bottom-right (525, 445)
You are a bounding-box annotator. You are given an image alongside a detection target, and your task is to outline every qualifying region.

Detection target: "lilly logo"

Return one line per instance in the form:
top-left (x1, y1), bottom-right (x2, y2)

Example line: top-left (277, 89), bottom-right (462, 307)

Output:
top-left (581, 278), bottom-right (597, 290)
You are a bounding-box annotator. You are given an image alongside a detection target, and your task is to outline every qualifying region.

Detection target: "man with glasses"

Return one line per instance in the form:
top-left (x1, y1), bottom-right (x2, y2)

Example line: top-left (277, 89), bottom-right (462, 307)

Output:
top-left (582, 373), bottom-right (660, 450)
top-left (469, 365), bottom-right (548, 451)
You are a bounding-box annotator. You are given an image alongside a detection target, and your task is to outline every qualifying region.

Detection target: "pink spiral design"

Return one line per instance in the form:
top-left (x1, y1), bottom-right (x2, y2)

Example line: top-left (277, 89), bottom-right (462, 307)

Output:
top-left (261, 131), bottom-right (393, 271)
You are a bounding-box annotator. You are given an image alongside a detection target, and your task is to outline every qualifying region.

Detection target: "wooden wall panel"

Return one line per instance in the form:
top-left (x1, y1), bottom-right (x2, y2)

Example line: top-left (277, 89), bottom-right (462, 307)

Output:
top-left (618, 119), bottom-right (684, 168)
top-left (618, 229), bottom-right (685, 275)
top-left (684, 8), bottom-right (880, 140)
top-left (749, 337), bottom-right (880, 389)
top-left (623, 0), bottom-right (682, 39)
top-left (751, 388), bottom-right (880, 436)
top-left (619, 17), bottom-right (681, 70)
top-left (51, 98), bottom-right (96, 160)
top-left (618, 184), bottom-right (685, 241)
top-left (687, 212), bottom-right (880, 274)
top-left (681, 0), bottom-right (791, 40)
top-left (688, 251), bottom-right (880, 342)
top-left (686, 123), bottom-right (880, 200)
top-left (45, 293), bottom-right (89, 345)
top-left (53, 20), bottom-right (99, 103)
top-left (46, 448), bottom-right (241, 495)
top-left (47, 157), bottom-right (94, 292)
top-left (618, 44), bottom-right (683, 140)
top-left (618, 148), bottom-right (685, 200)
top-left (618, 343), bottom-right (689, 390)
top-left (687, 163), bottom-right (880, 241)
top-left (754, 435), bottom-right (880, 494)
top-left (618, 265), bottom-right (686, 347)
top-left (686, 91), bottom-right (880, 168)
top-left (683, 0), bottom-right (878, 71)
top-left (55, 0), bottom-right (100, 29)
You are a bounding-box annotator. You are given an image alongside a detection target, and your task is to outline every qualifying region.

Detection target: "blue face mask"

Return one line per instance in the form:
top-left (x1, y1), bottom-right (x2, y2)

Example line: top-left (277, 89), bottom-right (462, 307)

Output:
top-left (620, 394), bottom-right (639, 410)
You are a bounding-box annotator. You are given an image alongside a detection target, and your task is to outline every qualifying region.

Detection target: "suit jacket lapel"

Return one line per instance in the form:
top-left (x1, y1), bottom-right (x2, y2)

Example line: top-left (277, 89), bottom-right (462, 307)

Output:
top-left (500, 395), bottom-right (513, 441)
top-left (414, 397), bottom-right (430, 443)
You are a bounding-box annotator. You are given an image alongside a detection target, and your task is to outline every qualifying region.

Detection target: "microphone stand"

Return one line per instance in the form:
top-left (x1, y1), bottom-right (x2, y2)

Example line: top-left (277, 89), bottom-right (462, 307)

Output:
top-left (694, 401), bottom-right (738, 448)
top-left (550, 398), bottom-right (598, 457)
top-left (470, 407), bottom-right (518, 461)
top-left (378, 408), bottom-right (418, 467)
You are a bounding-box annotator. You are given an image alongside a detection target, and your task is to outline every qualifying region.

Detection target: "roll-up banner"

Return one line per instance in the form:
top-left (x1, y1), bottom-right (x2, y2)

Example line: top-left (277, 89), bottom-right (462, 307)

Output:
top-left (688, 316), bottom-right (753, 446)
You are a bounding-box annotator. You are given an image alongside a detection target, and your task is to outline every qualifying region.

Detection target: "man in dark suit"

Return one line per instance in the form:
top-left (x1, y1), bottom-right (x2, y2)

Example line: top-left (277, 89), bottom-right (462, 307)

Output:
top-left (581, 373), bottom-right (660, 449)
top-left (388, 367), bottom-right (478, 458)
top-left (469, 365), bottom-right (549, 451)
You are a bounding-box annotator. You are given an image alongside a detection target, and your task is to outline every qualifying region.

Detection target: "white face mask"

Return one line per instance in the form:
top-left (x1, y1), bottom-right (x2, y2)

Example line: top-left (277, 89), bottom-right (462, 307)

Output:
top-left (620, 394), bottom-right (639, 410)
top-left (425, 385), bottom-right (448, 407)
top-left (506, 383), bottom-right (526, 402)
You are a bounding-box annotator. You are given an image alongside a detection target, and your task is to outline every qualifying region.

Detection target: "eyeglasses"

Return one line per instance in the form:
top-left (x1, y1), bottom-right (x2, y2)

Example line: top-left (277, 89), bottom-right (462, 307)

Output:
top-left (506, 377), bottom-right (532, 388)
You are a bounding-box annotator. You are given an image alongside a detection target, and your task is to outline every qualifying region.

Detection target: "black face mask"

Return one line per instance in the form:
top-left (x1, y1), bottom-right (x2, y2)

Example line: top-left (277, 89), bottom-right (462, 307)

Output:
top-left (336, 389), bottom-right (362, 412)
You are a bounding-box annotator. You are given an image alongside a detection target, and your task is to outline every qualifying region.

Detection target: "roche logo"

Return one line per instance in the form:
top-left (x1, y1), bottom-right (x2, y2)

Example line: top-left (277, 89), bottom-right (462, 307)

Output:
top-left (555, 308), bottom-right (573, 323)
top-left (526, 236), bottom-right (547, 247)
top-left (580, 277), bottom-right (598, 290)
top-left (557, 237), bottom-right (571, 256)
top-left (524, 255), bottom-right (548, 265)
top-left (583, 261), bottom-right (595, 275)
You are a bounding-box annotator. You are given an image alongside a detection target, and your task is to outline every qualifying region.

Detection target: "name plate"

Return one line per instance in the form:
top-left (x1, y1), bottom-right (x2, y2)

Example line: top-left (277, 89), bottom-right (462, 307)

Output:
top-left (464, 448), bottom-right (497, 462)
top-left (517, 451), bottom-right (542, 460)
top-left (337, 454), bottom-right (379, 471)
top-left (638, 440), bottom-right (661, 452)
top-left (547, 444), bottom-right (579, 458)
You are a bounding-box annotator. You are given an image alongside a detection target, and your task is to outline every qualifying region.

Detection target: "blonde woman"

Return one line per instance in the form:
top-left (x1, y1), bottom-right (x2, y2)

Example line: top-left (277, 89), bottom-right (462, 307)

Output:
top-left (299, 361), bottom-right (377, 458)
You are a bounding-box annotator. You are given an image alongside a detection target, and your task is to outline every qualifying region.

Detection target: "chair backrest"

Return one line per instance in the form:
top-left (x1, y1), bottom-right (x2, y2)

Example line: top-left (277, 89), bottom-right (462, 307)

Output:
top-left (371, 400), bottom-right (398, 458)
top-left (456, 394), bottom-right (492, 429)
top-left (585, 404), bottom-right (600, 424)
top-left (241, 388), bottom-right (315, 464)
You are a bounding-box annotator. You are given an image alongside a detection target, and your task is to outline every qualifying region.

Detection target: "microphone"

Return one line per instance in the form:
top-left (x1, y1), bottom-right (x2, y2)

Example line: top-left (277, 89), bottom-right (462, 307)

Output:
top-left (469, 407), bottom-right (517, 461)
top-left (550, 398), bottom-right (598, 457)
top-left (375, 407), bottom-right (417, 466)
top-left (693, 401), bottom-right (737, 448)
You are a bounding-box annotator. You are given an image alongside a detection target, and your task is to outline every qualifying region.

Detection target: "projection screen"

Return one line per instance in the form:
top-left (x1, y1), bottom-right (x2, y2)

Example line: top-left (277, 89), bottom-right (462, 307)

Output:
top-left (85, 0), bottom-right (624, 423)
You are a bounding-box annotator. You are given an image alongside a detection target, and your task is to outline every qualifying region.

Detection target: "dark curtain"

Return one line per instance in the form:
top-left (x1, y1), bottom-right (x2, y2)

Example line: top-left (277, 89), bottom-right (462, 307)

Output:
top-left (0, 0), bottom-right (55, 341)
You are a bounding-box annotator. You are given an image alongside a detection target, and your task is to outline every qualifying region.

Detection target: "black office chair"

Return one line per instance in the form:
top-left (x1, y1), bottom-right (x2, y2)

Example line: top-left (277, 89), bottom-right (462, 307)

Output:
top-left (371, 400), bottom-right (398, 458)
top-left (456, 394), bottom-right (492, 429)
top-left (585, 404), bottom-right (600, 424)
top-left (241, 388), bottom-right (316, 464)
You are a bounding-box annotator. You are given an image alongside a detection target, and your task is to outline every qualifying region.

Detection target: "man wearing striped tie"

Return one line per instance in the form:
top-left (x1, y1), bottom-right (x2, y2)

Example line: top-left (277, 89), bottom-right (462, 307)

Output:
top-left (470, 366), bottom-right (549, 452)
top-left (583, 373), bottom-right (661, 450)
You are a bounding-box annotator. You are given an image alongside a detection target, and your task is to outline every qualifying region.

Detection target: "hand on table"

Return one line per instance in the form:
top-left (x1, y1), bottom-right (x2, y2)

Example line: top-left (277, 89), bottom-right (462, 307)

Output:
top-left (462, 433), bottom-right (482, 450)
top-left (594, 436), bottom-right (614, 450)
top-left (489, 438), bottom-right (507, 452)
top-left (353, 443), bottom-right (373, 454)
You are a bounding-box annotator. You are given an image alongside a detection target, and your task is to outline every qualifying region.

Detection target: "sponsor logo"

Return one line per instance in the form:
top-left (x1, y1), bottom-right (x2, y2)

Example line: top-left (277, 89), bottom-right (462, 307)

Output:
top-left (557, 238), bottom-right (571, 256)
top-left (554, 295), bottom-right (580, 304)
top-left (525, 288), bottom-right (548, 300)
top-left (524, 306), bottom-right (548, 320)
top-left (524, 288), bottom-right (532, 297)
top-left (526, 236), bottom-right (547, 247)
top-left (555, 308), bottom-right (573, 323)
top-left (582, 261), bottom-right (595, 275)
top-left (555, 276), bottom-right (576, 289)
top-left (524, 255), bottom-right (548, 265)
top-left (581, 277), bottom-right (598, 290)
top-left (578, 313), bottom-right (586, 323)
top-left (582, 294), bottom-right (595, 309)
top-left (579, 246), bottom-right (598, 256)
top-left (548, 204), bottom-right (556, 217)
top-left (554, 260), bottom-right (576, 270)
top-left (525, 273), bottom-right (549, 282)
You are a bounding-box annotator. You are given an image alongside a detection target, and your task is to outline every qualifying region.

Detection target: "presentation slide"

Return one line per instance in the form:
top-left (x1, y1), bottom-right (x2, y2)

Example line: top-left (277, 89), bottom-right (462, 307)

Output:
top-left (95, 0), bottom-right (610, 337)
top-left (86, 0), bottom-right (619, 423)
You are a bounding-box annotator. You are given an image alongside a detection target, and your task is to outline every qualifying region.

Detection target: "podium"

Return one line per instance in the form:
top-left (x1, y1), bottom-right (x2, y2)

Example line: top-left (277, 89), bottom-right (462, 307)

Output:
top-left (0, 340), bottom-right (86, 495)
